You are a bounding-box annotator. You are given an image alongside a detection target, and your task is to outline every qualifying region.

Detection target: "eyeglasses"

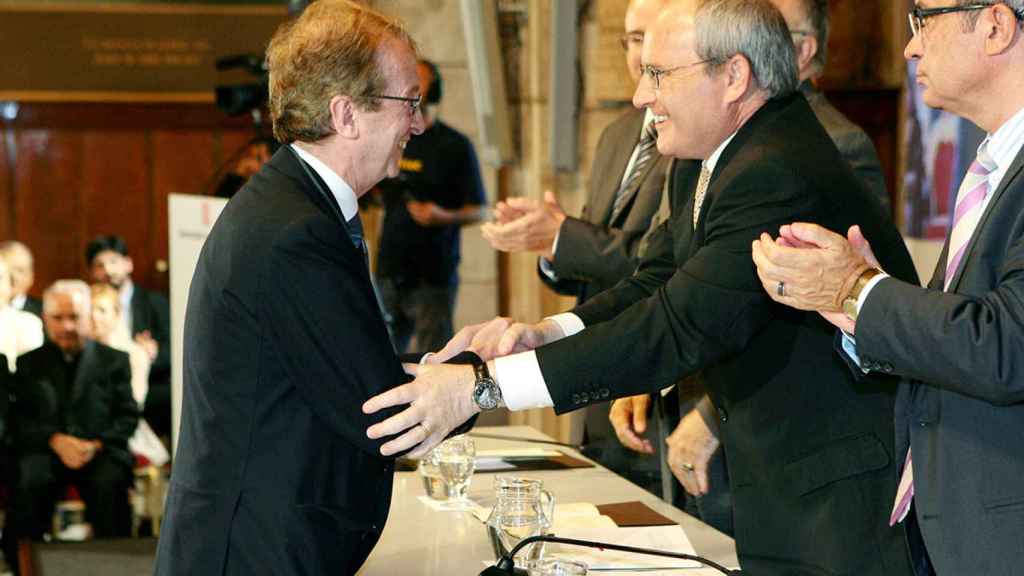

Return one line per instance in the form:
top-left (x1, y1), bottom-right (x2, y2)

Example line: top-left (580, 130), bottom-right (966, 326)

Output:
top-left (640, 59), bottom-right (715, 90)
top-left (619, 31), bottom-right (644, 51)
top-left (368, 94), bottom-right (422, 115)
top-left (907, 3), bottom-right (1023, 36)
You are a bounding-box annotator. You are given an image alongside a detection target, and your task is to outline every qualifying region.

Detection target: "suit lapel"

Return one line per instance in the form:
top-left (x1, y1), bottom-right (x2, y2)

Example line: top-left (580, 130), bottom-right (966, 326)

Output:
top-left (946, 146), bottom-right (1024, 292)
top-left (70, 340), bottom-right (97, 408)
top-left (594, 112), bottom-right (645, 226)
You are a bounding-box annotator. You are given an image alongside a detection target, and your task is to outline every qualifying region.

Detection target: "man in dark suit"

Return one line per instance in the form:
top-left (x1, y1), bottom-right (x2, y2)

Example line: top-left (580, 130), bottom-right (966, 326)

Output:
top-left (3, 280), bottom-right (136, 565)
top-left (754, 2), bottom-right (1024, 573)
top-left (0, 242), bottom-right (42, 318)
top-left (366, 1), bottom-right (915, 573)
top-left (154, 3), bottom-right (480, 574)
top-left (481, 0), bottom-right (672, 502)
top-left (85, 235), bottom-right (171, 436)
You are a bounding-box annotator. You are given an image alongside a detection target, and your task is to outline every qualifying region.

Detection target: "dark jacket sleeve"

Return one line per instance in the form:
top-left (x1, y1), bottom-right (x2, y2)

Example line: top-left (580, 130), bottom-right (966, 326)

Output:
top-left (98, 350), bottom-right (140, 451)
top-left (537, 161), bottom-right (823, 412)
top-left (262, 215), bottom-right (418, 458)
top-left (550, 216), bottom-right (649, 287)
top-left (857, 264), bottom-right (1024, 406)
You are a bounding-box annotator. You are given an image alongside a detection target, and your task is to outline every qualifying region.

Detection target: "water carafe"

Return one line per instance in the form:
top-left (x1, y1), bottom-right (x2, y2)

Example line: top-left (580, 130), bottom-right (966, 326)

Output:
top-left (486, 476), bottom-right (555, 563)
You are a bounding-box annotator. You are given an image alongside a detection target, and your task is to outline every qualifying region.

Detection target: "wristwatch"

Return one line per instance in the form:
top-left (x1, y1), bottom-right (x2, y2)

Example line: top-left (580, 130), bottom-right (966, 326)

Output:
top-left (465, 352), bottom-right (502, 411)
top-left (842, 268), bottom-right (883, 322)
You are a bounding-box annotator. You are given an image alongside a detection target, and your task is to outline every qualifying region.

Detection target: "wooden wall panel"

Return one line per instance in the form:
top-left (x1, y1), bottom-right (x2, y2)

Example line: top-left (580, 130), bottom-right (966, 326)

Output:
top-left (0, 129), bottom-right (12, 239)
top-left (15, 130), bottom-right (84, 291)
top-left (81, 131), bottom-right (151, 285)
top-left (152, 130), bottom-right (219, 292)
top-left (1, 103), bottom-right (259, 298)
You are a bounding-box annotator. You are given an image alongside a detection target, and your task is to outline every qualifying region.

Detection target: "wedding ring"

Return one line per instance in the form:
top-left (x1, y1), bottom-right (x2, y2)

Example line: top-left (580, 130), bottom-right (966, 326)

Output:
top-left (681, 462), bottom-right (695, 472)
top-left (776, 281), bottom-right (786, 297)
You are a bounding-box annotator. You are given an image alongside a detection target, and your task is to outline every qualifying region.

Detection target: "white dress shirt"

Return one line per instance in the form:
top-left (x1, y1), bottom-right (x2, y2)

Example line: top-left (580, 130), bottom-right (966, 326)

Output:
top-left (497, 130), bottom-right (739, 409)
top-left (0, 305), bottom-right (44, 373)
top-left (290, 144), bottom-right (359, 221)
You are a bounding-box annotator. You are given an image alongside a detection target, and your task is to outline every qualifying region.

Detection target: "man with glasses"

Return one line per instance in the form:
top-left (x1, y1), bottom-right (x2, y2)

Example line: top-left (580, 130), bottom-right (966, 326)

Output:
top-left (364, 1), bottom-right (915, 573)
top-left (754, 1), bottom-right (1024, 574)
top-left (153, 2), bottom-right (463, 574)
top-left (375, 58), bottom-right (485, 354)
top-left (479, 0), bottom-right (673, 505)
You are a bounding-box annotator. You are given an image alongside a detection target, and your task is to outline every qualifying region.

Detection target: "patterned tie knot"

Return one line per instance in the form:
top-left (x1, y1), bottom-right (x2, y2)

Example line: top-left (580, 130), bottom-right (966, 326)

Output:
top-left (971, 142), bottom-right (997, 175)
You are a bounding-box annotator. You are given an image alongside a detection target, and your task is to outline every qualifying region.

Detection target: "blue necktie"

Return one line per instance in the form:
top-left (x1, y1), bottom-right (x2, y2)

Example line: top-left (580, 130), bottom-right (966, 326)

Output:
top-left (346, 213), bottom-right (368, 266)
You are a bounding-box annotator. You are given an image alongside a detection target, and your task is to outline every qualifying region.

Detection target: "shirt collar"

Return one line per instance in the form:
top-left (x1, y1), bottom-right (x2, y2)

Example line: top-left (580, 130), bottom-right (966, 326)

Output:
top-left (703, 130), bottom-right (739, 176)
top-left (290, 144), bottom-right (359, 221)
top-left (984, 104), bottom-right (1024, 188)
top-left (10, 293), bottom-right (26, 310)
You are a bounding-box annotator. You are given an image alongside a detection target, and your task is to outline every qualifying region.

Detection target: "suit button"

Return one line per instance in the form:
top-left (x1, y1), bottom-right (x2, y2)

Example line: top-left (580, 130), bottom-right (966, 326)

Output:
top-left (882, 363), bottom-right (894, 373)
top-left (600, 389), bottom-right (610, 399)
top-left (717, 407), bottom-right (729, 423)
top-left (579, 392), bottom-right (590, 403)
top-left (572, 394), bottom-right (581, 404)
top-left (919, 421), bottom-right (929, 428)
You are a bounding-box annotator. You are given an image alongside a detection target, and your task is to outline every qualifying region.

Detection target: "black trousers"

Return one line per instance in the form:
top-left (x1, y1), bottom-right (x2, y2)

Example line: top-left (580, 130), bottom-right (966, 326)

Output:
top-left (7, 451), bottom-right (132, 541)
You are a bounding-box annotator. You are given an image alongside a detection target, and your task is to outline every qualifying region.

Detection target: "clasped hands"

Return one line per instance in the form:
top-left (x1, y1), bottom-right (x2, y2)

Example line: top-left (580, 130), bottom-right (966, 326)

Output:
top-left (362, 316), bottom-right (567, 458)
top-left (50, 433), bottom-right (102, 470)
top-left (751, 222), bottom-right (882, 334)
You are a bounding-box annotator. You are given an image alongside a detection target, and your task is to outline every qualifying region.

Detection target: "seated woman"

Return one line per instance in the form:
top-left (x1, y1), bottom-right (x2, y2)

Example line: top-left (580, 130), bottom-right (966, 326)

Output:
top-left (90, 284), bottom-right (169, 467)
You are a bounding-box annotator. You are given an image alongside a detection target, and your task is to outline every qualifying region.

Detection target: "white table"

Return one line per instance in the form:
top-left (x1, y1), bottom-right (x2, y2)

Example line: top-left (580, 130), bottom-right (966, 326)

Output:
top-left (359, 426), bottom-right (738, 575)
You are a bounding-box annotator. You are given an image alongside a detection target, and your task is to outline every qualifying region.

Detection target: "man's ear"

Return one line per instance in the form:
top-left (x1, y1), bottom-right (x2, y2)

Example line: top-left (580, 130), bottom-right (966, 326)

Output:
top-left (329, 95), bottom-right (359, 139)
top-left (723, 54), bottom-right (753, 104)
top-left (984, 3), bottom-right (1020, 56)
top-left (796, 36), bottom-right (818, 75)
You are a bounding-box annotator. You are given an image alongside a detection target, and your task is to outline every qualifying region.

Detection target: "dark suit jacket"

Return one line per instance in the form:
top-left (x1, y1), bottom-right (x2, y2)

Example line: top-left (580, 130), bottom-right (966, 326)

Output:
top-left (854, 143), bottom-right (1024, 574)
top-left (129, 285), bottom-right (170, 382)
top-left (20, 295), bottom-right (43, 319)
top-left (801, 82), bottom-right (889, 213)
top-left (534, 93), bottom-right (916, 575)
top-left (12, 340), bottom-right (137, 469)
top-left (155, 147), bottom-right (435, 576)
top-left (541, 108), bottom-right (671, 303)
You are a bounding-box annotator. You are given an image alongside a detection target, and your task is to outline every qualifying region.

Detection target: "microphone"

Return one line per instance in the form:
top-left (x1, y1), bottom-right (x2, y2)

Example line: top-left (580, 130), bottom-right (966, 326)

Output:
top-left (479, 534), bottom-right (744, 575)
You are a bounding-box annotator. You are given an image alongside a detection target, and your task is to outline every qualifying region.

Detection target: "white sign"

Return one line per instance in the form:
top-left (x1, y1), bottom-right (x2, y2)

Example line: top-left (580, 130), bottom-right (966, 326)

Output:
top-left (168, 194), bottom-right (227, 456)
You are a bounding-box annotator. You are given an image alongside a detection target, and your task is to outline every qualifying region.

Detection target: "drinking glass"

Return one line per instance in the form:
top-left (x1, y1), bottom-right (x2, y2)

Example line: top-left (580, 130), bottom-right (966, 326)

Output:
top-left (436, 436), bottom-right (476, 508)
top-left (528, 559), bottom-right (588, 576)
top-left (418, 448), bottom-right (446, 500)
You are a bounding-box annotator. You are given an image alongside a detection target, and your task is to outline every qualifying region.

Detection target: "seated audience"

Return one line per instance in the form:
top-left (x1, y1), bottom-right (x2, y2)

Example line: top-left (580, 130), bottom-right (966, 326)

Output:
top-left (4, 280), bottom-right (137, 561)
top-left (90, 284), bottom-right (169, 467)
top-left (85, 235), bottom-right (170, 436)
top-left (0, 241), bottom-right (42, 318)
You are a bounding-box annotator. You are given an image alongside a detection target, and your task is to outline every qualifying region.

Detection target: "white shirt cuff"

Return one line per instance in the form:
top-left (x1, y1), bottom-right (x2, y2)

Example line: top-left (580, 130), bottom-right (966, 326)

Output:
top-left (857, 272), bottom-right (888, 313)
top-left (840, 332), bottom-right (868, 373)
top-left (494, 351), bottom-right (555, 410)
top-left (546, 313), bottom-right (585, 338)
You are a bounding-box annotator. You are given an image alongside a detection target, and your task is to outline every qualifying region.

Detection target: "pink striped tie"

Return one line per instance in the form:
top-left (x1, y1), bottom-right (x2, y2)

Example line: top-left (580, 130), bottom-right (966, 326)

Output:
top-left (889, 143), bottom-right (997, 526)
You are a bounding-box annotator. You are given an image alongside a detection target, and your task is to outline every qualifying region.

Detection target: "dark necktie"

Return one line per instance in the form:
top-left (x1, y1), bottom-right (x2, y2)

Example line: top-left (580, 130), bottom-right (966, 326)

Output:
top-left (346, 213), bottom-right (368, 263)
top-left (610, 120), bottom-right (658, 223)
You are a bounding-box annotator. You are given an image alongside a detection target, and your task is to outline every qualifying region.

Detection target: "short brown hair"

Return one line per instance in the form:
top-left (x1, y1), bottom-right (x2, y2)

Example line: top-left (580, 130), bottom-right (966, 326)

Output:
top-left (267, 0), bottom-right (416, 143)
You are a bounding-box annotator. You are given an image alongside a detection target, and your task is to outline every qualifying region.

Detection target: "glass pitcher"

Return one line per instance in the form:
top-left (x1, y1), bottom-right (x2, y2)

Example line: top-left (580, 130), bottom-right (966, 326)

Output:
top-left (486, 476), bottom-right (555, 563)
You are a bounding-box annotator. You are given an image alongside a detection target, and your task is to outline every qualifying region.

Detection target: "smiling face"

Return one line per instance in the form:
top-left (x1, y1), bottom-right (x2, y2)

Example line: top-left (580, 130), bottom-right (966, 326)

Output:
top-left (358, 38), bottom-right (425, 187)
top-left (632, 6), bottom-right (731, 160)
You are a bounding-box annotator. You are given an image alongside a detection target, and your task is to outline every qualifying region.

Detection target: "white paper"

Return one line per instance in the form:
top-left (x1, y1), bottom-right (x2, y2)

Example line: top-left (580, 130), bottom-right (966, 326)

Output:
top-left (547, 526), bottom-right (701, 570)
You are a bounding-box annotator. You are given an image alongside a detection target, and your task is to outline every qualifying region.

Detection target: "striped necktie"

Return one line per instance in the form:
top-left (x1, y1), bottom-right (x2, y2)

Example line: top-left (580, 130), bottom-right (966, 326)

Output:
top-left (610, 120), bottom-right (658, 223)
top-left (889, 142), bottom-right (997, 527)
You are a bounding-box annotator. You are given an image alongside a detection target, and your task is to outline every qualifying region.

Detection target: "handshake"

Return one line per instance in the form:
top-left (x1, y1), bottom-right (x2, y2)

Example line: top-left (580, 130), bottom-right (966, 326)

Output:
top-left (361, 316), bottom-right (567, 459)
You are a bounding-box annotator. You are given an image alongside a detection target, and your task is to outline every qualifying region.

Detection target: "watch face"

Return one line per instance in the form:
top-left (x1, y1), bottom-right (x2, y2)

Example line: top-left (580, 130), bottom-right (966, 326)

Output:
top-left (474, 378), bottom-right (499, 410)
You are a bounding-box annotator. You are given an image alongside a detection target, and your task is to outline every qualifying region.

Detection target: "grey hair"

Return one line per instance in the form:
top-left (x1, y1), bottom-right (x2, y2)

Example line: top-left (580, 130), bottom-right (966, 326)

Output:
top-left (694, 0), bottom-right (799, 99)
top-left (960, 0), bottom-right (1024, 29)
top-left (43, 279), bottom-right (92, 314)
